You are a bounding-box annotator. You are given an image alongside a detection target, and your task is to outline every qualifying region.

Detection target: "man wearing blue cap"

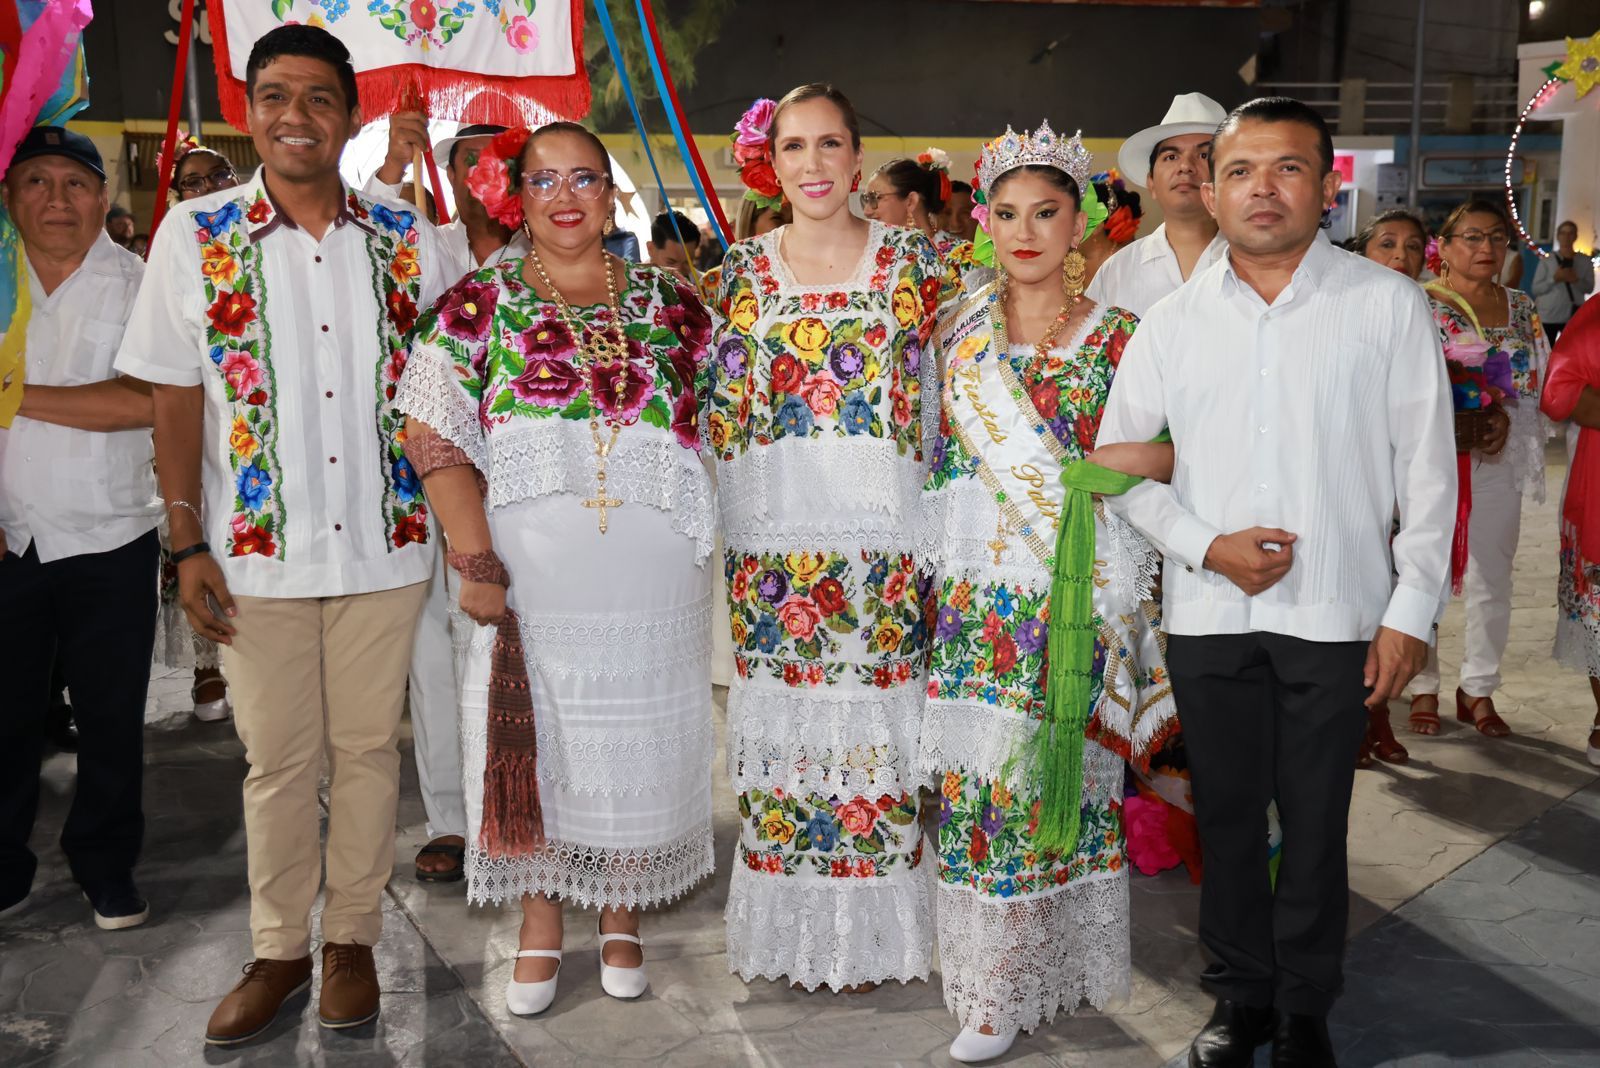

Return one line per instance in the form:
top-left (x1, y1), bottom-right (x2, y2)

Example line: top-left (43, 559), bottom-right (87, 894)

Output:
top-left (0, 125), bottom-right (159, 931)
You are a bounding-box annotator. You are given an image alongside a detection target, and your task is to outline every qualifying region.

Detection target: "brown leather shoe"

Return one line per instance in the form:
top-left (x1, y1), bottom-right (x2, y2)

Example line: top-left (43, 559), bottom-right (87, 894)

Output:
top-left (204, 956), bottom-right (312, 1046)
top-left (319, 942), bottom-right (380, 1029)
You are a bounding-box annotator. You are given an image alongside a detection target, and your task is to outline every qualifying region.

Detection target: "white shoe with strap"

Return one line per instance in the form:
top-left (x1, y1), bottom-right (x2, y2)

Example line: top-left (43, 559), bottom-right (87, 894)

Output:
top-left (597, 924), bottom-right (648, 1000)
top-left (505, 949), bottom-right (561, 1016)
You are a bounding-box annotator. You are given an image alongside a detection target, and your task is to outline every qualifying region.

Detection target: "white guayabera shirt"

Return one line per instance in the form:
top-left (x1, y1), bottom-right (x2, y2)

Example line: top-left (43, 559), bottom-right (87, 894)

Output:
top-left (1086, 222), bottom-right (1229, 319)
top-left (1097, 235), bottom-right (1457, 644)
top-left (0, 231), bottom-right (159, 561)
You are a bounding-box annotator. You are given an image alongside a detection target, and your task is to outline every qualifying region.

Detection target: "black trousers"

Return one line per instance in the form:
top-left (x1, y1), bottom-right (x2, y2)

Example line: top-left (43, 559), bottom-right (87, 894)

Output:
top-left (0, 529), bottom-right (158, 901)
top-left (1166, 632), bottom-right (1370, 1016)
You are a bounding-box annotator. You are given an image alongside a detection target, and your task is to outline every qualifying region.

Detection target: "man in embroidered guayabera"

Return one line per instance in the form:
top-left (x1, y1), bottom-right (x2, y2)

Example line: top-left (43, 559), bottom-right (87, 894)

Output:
top-left (114, 26), bottom-right (468, 1045)
top-left (1098, 98), bottom-right (1456, 1067)
top-left (708, 85), bottom-right (945, 994)
top-left (918, 121), bottom-right (1178, 1065)
top-left (395, 120), bottom-right (716, 1016)
top-left (0, 126), bottom-right (160, 934)
top-left (365, 112), bottom-right (539, 886)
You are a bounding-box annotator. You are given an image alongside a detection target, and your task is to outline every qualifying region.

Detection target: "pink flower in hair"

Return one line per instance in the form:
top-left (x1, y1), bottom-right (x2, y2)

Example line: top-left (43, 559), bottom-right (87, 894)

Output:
top-left (734, 98), bottom-right (777, 147)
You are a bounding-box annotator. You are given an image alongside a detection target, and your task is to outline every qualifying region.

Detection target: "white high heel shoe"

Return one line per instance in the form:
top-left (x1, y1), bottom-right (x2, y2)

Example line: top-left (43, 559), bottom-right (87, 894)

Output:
top-left (505, 949), bottom-right (561, 1016)
top-left (597, 923), bottom-right (648, 1000)
top-left (949, 1025), bottom-right (1018, 1063)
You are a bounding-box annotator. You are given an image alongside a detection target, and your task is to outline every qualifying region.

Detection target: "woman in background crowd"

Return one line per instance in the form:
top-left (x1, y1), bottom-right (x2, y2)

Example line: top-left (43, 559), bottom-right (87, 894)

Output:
top-left (1078, 170), bottom-right (1143, 292)
top-left (862, 152), bottom-right (990, 301)
top-left (1355, 209), bottom-right (1428, 282)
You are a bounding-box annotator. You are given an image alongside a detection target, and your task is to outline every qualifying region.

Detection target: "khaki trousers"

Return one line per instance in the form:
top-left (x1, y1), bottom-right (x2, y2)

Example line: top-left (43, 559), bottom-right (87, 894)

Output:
top-left (222, 582), bottom-right (428, 959)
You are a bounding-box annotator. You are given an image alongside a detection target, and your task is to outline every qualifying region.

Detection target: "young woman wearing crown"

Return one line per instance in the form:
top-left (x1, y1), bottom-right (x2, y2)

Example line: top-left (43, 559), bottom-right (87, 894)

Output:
top-left (707, 85), bottom-right (944, 993)
top-left (919, 122), bottom-right (1179, 1062)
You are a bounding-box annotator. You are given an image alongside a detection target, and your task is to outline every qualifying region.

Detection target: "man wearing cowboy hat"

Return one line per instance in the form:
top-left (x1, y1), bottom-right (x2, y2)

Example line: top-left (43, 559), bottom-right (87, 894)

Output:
top-left (1087, 92), bottom-right (1230, 317)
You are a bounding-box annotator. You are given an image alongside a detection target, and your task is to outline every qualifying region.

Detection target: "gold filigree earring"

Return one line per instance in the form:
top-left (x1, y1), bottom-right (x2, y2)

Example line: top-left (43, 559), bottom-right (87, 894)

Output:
top-left (1063, 247), bottom-right (1087, 302)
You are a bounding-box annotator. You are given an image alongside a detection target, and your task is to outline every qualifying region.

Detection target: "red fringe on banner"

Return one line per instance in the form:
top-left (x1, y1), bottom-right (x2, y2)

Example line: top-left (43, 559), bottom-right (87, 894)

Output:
top-left (207, 0), bottom-right (591, 131)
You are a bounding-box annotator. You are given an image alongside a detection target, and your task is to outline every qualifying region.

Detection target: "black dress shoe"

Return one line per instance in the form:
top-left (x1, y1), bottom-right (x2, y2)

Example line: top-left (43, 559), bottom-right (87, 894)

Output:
top-left (1189, 998), bottom-right (1277, 1068)
top-left (1271, 1013), bottom-right (1335, 1067)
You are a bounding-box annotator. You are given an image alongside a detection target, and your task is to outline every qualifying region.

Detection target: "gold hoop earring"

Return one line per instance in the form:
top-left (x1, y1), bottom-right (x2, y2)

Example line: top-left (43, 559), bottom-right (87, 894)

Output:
top-left (1063, 247), bottom-right (1087, 302)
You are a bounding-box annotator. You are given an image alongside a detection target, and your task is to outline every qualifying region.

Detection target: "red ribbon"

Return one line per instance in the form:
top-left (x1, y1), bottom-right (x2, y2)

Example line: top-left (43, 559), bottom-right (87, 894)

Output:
top-left (149, 0), bottom-right (197, 239)
top-left (1451, 451), bottom-right (1472, 595)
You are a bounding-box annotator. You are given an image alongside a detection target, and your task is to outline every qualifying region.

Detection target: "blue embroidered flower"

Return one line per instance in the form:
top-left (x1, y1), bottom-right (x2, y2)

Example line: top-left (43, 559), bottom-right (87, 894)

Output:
top-left (316, 0), bottom-right (351, 18)
top-left (208, 344), bottom-right (225, 366)
top-left (994, 586), bottom-right (1015, 618)
top-left (194, 202), bottom-right (242, 238)
top-left (867, 556), bottom-right (890, 586)
top-left (370, 203), bottom-right (415, 235)
top-left (236, 462), bottom-right (272, 511)
top-left (805, 812), bottom-right (839, 852)
top-left (840, 390), bottom-right (874, 435)
top-left (994, 878), bottom-right (1017, 898)
top-left (751, 617), bottom-right (782, 653)
top-left (392, 455), bottom-right (420, 501)
top-left (484, 0), bottom-right (500, 12)
top-left (775, 395), bottom-right (813, 436)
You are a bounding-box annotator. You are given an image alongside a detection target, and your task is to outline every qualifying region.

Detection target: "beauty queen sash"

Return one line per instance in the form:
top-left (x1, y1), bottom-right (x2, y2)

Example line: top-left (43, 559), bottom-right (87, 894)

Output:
top-left (941, 288), bottom-right (1176, 779)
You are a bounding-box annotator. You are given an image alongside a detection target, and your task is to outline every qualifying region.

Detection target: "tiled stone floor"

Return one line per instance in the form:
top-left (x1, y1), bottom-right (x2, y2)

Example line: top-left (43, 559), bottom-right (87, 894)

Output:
top-left (3, 449), bottom-right (1597, 1066)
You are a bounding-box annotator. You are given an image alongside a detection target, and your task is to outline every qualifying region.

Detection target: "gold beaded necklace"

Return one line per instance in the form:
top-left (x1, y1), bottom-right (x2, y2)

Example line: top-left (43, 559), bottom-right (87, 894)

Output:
top-left (524, 241), bottom-right (627, 534)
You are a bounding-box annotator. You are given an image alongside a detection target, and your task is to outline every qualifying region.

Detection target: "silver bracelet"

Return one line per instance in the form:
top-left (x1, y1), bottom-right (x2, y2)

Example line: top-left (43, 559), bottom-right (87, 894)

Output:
top-left (167, 499), bottom-right (203, 525)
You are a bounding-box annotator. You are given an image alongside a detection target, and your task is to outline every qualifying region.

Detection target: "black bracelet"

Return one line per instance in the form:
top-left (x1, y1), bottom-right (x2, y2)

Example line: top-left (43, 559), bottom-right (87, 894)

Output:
top-left (170, 542), bottom-right (212, 565)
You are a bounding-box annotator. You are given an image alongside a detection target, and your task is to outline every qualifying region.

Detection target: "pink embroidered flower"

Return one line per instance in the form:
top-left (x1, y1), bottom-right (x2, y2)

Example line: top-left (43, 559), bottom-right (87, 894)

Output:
top-left (799, 371), bottom-right (842, 417)
top-left (776, 595), bottom-right (822, 640)
top-left (509, 356), bottom-right (583, 407)
top-left (590, 359), bottom-right (655, 423)
top-left (835, 798), bottom-right (879, 837)
top-left (505, 15), bottom-right (539, 53)
top-left (671, 387), bottom-right (699, 451)
top-left (438, 281), bottom-right (498, 341)
top-left (221, 351), bottom-right (264, 397)
top-left (514, 318), bottom-right (577, 361)
top-left (883, 569), bottom-right (908, 604)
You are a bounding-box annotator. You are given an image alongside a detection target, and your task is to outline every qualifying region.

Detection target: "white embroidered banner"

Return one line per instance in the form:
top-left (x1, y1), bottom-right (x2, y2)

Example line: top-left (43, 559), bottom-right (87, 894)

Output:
top-left (210, 0), bottom-right (588, 129)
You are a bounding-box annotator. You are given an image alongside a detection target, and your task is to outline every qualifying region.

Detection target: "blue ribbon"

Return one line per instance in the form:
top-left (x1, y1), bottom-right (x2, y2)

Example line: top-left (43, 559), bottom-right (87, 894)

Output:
top-left (591, 0), bottom-right (677, 247)
top-left (630, 0), bottom-right (729, 252)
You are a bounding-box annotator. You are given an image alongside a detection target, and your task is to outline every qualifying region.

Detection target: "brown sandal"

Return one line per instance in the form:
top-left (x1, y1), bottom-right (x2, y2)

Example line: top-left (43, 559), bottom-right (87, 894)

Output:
top-left (1408, 694), bottom-right (1440, 736)
top-left (1455, 688), bottom-right (1510, 737)
top-left (1367, 706), bottom-right (1410, 764)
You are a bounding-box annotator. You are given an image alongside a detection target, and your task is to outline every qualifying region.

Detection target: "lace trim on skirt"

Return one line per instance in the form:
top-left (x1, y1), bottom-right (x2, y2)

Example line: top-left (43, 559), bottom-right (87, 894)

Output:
top-left (935, 872), bottom-right (1130, 1034)
top-left (465, 824), bottom-right (716, 910)
top-left (724, 856), bottom-right (936, 992)
top-left (727, 679), bottom-right (926, 795)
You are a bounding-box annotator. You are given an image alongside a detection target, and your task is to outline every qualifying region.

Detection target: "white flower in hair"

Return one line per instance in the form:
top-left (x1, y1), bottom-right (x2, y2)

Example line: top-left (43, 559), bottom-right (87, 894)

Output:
top-left (976, 121), bottom-right (1092, 199)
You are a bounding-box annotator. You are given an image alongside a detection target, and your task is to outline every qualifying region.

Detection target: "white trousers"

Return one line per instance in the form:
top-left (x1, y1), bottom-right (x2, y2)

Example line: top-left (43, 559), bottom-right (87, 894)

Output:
top-left (407, 550), bottom-right (467, 840)
top-left (1414, 457), bottom-right (1522, 698)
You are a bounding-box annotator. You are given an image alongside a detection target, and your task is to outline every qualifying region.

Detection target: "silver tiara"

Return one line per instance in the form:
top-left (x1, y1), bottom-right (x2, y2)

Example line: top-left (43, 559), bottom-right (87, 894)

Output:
top-left (976, 121), bottom-right (1092, 198)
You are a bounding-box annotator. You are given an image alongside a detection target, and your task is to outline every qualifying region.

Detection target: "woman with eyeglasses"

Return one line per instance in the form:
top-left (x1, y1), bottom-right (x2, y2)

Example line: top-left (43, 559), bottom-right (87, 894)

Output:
top-left (396, 121), bottom-right (715, 1015)
top-left (862, 153), bottom-right (993, 306)
top-left (1408, 199), bottom-right (1551, 740)
top-left (150, 136), bottom-right (241, 725)
top-left (708, 84), bottom-right (942, 995)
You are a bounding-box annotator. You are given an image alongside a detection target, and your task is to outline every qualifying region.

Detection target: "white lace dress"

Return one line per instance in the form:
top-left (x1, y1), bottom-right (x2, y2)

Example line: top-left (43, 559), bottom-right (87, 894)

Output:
top-left (707, 221), bottom-right (943, 990)
top-left (919, 302), bottom-right (1171, 1034)
top-left (396, 259), bottom-right (717, 908)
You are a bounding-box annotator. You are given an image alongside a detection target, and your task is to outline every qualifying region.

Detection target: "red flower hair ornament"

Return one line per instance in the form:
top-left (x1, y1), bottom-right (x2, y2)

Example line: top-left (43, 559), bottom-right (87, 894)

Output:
top-left (464, 127), bottom-right (533, 229)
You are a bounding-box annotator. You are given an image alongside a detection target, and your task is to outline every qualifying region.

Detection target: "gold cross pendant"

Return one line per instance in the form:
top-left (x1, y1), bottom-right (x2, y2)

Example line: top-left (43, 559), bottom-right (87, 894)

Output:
top-left (988, 511), bottom-right (1012, 565)
top-left (581, 491), bottom-right (623, 534)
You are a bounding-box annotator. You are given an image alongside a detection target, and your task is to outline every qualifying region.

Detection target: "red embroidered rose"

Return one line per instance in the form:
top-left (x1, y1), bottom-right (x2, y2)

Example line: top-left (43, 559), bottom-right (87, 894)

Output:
top-left (1104, 325), bottom-right (1130, 368)
top-left (516, 318), bottom-right (577, 361)
top-left (883, 570), bottom-right (908, 604)
top-left (509, 355), bottom-right (583, 407)
top-left (876, 793), bottom-right (897, 812)
top-left (392, 512), bottom-right (428, 547)
top-left (246, 389), bottom-right (268, 406)
top-left (853, 859), bottom-right (876, 878)
top-left (230, 523), bottom-right (276, 558)
top-left (864, 323), bottom-right (888, 349)
top-left (875, 247), bottom-right (895, 269)
top-left (671, 387), bottom-right (700, 451)
top-left (410, 0), bottom-right (437, 32)
top-left (246, 199), bottom-right (271, 225)
top-left (835, 799), bottom-right (879, 837)
top-left (830, 859), bottom-right (853, 878)
top-left (385, 289), bottom-right (418, 335)
top-left (590, 359), bottom-right (656, 423)
top-left (805, 663), bottom-right (825, 685)
top-left (662, 293), bottom-right (711, 349)
top-left (813, 576), bottom-right (847, 615)
top-left (873, 665), bottom-right (893, 688)
top-left (969, 827), bottom-right (989, 863)
top-left (783, 663), bottom-right (804, 686)
top-left (776, 595), bottom-right (822, 640)
top-left (438, 281), bottom-right (498, 341)
top-left (1075, 411), bottom-right (1100, 453)
top-left (825, 291), bottom-right (849, 310)
top-left (919, 277), bottom-right (940, 306)
top-left (207, 290), bottom-right (257, 337)
top-left (770, 353), bottom-right (804, 395)
top-left (1031, 379), bottom-right (1061, 420)
top-left (762, 853), bottom-right (783, 874)
top-left (992, 631), bottom-right (1018, 677)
